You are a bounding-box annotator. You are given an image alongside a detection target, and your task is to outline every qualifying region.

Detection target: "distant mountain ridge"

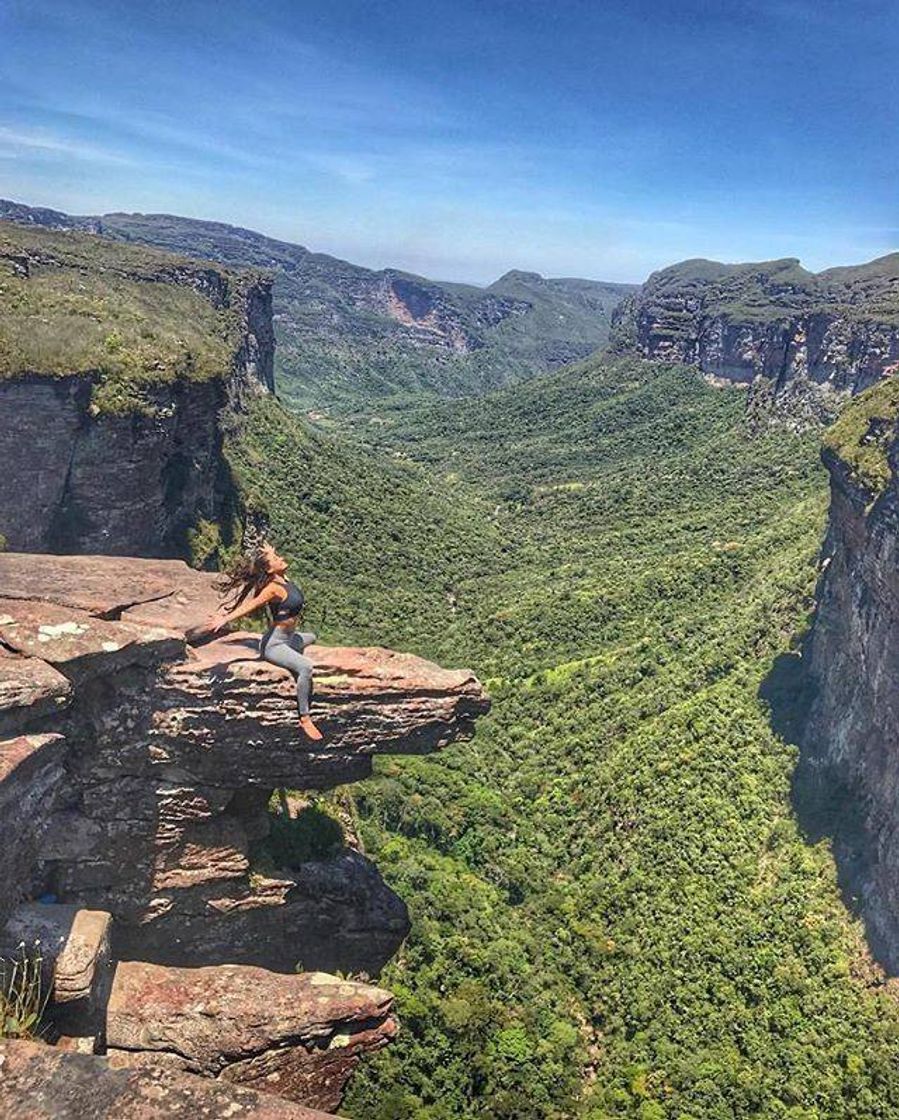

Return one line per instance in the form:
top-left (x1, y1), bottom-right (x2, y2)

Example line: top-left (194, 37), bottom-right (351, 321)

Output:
top-left (611, 251), bottom-right (899, 426)
top-left (0, 199), bottom-right (635, 410)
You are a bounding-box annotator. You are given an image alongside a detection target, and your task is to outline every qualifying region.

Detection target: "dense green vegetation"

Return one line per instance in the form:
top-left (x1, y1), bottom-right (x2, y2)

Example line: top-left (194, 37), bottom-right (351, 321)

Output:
top-left (0, 202), bottom-right (633, 411)
top-left (227, 354), bottom-right (899, 1119)
top-left (822, 376), bottom-right (899, 495)
top-left (0, 221), bottom-right (246, 411)
top-left (223, 394), bottom-right (501, 650)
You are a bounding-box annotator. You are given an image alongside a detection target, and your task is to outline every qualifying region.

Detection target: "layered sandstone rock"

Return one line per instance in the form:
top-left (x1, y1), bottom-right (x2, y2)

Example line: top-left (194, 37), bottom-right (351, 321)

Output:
top-left (106, 962), bottom-right (397, 1111)
top-left (0, 550), bottom-right (488, 1111)
top-left (0, 1039), bottom-right (339, 1119)
top-left (611, 254), bottom-right (899, 425)
top-left (0, 552), bottom-right (487, 973)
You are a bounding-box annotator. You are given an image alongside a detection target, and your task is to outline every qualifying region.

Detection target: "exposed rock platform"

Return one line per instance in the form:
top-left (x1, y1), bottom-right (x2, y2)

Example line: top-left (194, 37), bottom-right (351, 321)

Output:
top-left (0, 552), bottom-right (489, 1115)
top-left (0, 1038), bottom-right (339, 1119)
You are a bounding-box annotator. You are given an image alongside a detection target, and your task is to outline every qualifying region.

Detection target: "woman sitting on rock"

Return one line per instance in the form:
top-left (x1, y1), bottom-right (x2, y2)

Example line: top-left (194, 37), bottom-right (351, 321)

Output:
top-left (208, 543), bottom-right (323, 741)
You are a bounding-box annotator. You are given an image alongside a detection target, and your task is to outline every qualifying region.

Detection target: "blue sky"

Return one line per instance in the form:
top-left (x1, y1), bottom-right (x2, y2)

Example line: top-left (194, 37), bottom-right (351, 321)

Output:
top-left (1, 0), bottom-right (897, 283)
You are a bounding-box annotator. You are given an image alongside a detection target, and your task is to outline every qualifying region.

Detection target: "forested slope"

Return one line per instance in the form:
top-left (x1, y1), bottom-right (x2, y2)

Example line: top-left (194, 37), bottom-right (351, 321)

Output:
top-left (226, 355), bottom-right (899, 1118)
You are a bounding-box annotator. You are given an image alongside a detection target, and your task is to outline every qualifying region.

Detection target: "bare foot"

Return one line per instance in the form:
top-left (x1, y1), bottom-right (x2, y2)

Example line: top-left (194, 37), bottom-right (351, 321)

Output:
top-left (299, 715), bottom-right (323, 741)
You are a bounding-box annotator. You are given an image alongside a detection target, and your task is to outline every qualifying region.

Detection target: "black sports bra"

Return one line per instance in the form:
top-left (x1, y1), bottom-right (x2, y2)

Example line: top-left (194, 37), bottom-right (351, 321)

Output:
top-left (270, 579), bottom-right (305, 624)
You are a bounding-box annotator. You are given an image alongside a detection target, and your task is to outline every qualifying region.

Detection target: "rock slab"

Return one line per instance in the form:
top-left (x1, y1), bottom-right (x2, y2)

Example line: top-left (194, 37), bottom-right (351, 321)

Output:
top-left (106, 961), bottom-right (397, 1112)
top-left (0, 1039), bottom-right (341, 1119)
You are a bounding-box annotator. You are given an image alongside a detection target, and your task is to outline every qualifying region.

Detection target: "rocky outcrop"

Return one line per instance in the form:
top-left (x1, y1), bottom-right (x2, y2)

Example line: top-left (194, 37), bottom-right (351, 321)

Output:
top-left (0, 221), bottom-right (273, 557)
top-left (0, 905), bottom-right (397, 1111)
top-left (611, 255), bottom-right (899, 425)
top-left (0, 1039), bottom-right (338, 1119)
top-left (105, 963), bottom-right (397, 1111)
top-left (0, 551), bottom-right (489, 1112)
top-left (796, 383), bottom-right (899, 969)
top-left (0, 553), bottom-right (487, 973)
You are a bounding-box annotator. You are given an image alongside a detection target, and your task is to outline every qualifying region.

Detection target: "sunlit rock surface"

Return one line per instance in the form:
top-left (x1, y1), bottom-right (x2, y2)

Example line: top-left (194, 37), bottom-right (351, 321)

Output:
top-left (0, 551), bottom-right (489, 1113)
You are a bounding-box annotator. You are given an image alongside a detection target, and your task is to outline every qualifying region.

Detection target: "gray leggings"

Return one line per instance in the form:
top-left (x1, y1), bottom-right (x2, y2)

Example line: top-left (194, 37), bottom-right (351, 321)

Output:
top-left (260, 628), bottom-right (316, 716)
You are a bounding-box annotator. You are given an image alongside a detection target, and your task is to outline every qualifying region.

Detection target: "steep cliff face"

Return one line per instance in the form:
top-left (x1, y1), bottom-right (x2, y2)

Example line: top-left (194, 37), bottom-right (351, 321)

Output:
top-left (0, 199), bottom-right (635, 408)
top-left (612, 255), bottom-right (899, 425)
top-left (798, 378), bottom-right (899, 969)
top-left (0, 221), bottom-right (273, 557)
top-left (0, 552), bottom-right (489, 1114)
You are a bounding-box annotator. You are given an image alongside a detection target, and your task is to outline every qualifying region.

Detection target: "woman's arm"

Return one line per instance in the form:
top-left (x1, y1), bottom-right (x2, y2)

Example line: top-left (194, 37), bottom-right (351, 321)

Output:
top-left (208, 583), bottom-right (283, 633)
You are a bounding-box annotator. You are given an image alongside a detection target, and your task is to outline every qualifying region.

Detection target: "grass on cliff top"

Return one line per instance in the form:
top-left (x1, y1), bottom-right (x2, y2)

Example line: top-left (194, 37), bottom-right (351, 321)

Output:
top-left (823, 375), bottom-right (899, 495)
top-left (634, 253), bottom-right (899, 331)
top-left (0, 221), bottom-right (247, 411)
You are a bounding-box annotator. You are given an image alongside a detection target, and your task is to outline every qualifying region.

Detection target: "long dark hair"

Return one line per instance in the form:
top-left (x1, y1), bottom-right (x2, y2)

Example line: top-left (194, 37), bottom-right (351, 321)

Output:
top-left (215, 548), bottom-right (276, 613)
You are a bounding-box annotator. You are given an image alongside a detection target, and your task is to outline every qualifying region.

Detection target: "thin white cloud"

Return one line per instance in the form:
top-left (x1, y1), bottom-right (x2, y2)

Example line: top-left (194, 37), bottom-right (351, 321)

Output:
top-left (0, 125), bottom-right (134, 166)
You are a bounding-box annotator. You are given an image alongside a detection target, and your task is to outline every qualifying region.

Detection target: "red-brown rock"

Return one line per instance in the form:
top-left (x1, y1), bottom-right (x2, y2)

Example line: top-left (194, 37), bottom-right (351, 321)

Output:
top-left (0, 653), bottom-right (72, 736)
top-left (0, 597), bottom-right (182, 682)
top-left (0, 552), bottom-right (490, 1111)
top-left (105, 962), bottom-right (397, 1112)
top-left (0, 1039), bottom-right (340, 1119)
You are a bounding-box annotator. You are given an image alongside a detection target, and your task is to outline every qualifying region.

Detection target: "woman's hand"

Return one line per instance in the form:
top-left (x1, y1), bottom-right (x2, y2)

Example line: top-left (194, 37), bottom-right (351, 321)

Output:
top-left (206, 611), bottom-right (230, 634)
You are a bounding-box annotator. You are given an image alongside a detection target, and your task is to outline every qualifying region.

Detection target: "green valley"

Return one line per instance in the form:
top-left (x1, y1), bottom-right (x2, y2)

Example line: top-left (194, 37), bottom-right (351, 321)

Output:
top-left (226, 354), bottom-right (899, 1119)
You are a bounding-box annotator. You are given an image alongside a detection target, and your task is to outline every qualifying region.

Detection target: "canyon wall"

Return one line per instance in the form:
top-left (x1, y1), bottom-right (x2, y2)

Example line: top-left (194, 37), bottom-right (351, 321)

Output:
top-left (0, 552), bottom-right (488, 1114)
top-left (0, 221), bottom-right (273, 558)
top-left (0, 198), bottom-right (636, 406)
top-left (796, 381), bottom-right (899, 969)
top-left (612, 255), bottom-right (899, 425)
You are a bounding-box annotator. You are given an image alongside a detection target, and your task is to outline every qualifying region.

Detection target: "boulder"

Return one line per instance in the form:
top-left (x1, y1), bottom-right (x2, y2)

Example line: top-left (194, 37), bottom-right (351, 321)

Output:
top-left (0, 903), bottom-right (112, 1037)
top-left (106, 961), bottom-right (397, 1112)
top-left (0, 551), bottom-right (222, 639)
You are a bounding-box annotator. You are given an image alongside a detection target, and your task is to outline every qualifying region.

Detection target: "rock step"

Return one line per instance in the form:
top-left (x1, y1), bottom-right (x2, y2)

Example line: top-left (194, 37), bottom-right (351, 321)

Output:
top-left (0, 1038), bottom-right (342, 1119)
top-left (0, 652), bottom-right (72, 738)
top-left (105, 961), bottom-right (397, 1113)
top-left (0, 903), bottom-right (112, 1039)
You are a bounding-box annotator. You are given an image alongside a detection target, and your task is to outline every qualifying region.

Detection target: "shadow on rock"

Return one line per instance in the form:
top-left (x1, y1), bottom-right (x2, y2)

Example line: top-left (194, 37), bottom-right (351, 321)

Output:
top-left (759, 650), bottom-right (894, 970)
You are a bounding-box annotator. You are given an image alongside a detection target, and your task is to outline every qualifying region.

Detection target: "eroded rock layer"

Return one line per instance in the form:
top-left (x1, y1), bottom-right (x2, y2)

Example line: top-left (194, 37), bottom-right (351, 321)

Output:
top-left (0, 552), bottom-right (487, 974)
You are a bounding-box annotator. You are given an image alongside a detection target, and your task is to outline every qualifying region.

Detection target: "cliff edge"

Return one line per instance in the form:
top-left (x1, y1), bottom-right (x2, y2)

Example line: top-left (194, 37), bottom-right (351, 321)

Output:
top-left (0, 552), bottom-right (489, 1115)
top-left (0, 221), bottom-right (273, 557)
top-left (796, 378), bottom-right (899, 969)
